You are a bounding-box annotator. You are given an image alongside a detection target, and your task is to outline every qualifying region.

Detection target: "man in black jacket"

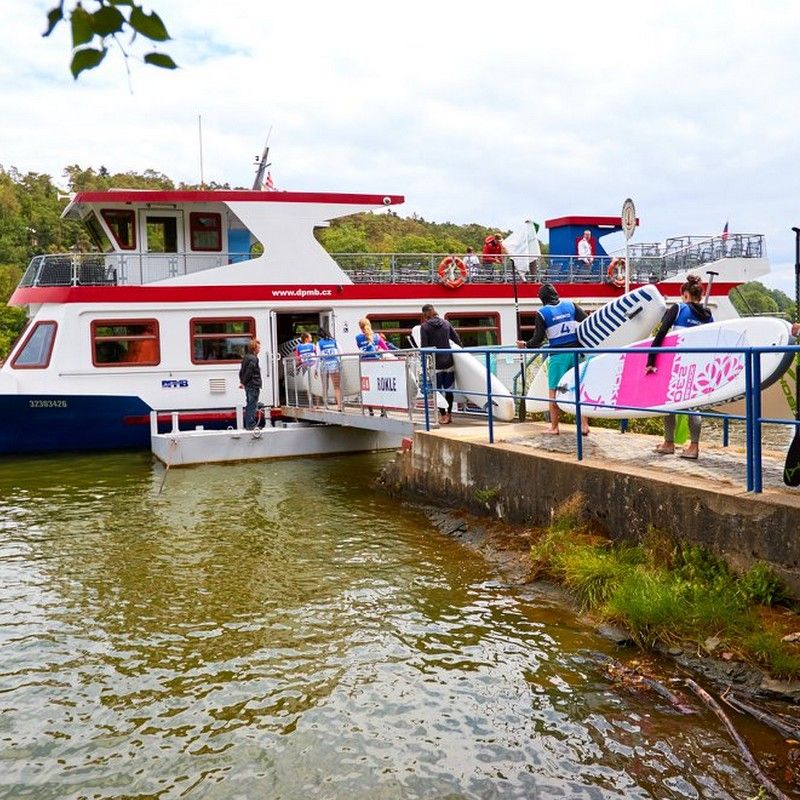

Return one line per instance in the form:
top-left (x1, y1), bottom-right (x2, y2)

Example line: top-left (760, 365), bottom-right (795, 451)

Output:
top-left (238, 339), bottom-right (262, 429)
top-left (420, 304), bottom-right (462, 424)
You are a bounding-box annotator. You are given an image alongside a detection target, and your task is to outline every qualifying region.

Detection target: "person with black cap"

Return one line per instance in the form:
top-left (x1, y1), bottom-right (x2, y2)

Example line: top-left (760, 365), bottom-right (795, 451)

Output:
top-left (516, 283), bottom-right (590, 435)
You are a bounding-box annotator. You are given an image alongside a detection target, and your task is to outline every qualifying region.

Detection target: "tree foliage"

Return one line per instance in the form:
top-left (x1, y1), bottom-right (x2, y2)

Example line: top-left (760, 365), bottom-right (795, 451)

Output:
top-left (43, 1), bottom-right (177, 79)
top-left (729, 282), bottom-right (795, 318)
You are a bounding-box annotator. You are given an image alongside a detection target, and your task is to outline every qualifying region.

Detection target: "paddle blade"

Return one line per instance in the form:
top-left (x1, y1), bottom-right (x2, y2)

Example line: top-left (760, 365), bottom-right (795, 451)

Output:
top-left (784, 431), bottom-right (800, 487)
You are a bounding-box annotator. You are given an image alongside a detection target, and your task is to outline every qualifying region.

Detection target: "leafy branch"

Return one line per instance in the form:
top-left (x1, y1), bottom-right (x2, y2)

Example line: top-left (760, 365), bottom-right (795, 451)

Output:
top-left (43, 1), bottom-right (178, 79)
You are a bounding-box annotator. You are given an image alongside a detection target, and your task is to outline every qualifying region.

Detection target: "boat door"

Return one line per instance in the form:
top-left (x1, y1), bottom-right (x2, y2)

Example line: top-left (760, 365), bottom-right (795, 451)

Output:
top-left (138, 210), bottom-right (185, 283)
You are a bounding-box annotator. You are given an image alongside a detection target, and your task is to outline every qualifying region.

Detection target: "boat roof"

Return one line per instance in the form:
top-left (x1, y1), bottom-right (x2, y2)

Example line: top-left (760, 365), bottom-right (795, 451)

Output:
top-left (63, 189), bottom-right (405, 218)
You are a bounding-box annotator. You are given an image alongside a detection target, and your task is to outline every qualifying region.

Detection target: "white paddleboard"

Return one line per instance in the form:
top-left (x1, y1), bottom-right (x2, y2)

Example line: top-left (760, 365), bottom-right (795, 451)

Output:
top-left (526, 286), bottom-right (667, 414)
top-left (577, 284), bottom-right (667, 348)
top-left (552, 317), bottom-right (793, 419)
top-left (412, 325), bottom-right (516, 421)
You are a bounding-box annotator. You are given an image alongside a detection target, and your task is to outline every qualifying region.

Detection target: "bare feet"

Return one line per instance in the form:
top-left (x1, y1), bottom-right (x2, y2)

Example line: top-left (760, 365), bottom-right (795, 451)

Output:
top-left (653, 443), bottom-right (675, 455)
top-left (679, 445), bottom-right (699, 459)
top-left (543, 428), bottom-right (560, 436)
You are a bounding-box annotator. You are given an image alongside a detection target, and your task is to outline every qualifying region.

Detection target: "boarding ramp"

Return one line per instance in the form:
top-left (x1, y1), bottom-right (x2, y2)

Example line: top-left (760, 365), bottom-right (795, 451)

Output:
top-left (281, 350), bottom-right (438, 434)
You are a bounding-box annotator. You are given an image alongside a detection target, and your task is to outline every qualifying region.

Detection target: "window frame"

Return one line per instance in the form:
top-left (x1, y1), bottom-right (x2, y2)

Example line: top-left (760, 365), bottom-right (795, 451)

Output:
top-left (100, 209), bottom-right (136, 251)
top-left (443, 312), bottom-right (501, 347)
top-left (11, 320), bottom-right (58, 369)
top-left (189, 212), bottom-right (223, 253)
top-left (91, 318), bottom-right (161, 368)
top-left (366, 314), bottom-right (422, 348)
top-left (189, 316), bottom-right (256, 364)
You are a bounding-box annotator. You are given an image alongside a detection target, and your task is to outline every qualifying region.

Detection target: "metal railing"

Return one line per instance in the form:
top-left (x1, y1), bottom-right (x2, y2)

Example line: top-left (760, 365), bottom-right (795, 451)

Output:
top-left (331, 233), bottom-right (765, 285)
top-left (18, 233), bottom-right (764, 290)
top-left (281, 349), bottom-right (437, 425)
top-left (411, 342), bottom-right (798, 495)
top-left (19, 251), bottom-right (253, 288)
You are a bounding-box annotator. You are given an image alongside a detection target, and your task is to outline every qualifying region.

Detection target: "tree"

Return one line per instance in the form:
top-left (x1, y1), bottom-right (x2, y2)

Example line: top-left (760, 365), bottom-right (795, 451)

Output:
top-left (729, 282), bottom-right (794, 317)
top-left (43, 1), bottom-right (177, 79)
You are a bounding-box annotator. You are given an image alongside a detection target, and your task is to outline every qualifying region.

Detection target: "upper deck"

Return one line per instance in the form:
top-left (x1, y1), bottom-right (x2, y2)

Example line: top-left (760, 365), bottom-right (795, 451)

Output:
top-left (11, 189), bottom-right (769, 297)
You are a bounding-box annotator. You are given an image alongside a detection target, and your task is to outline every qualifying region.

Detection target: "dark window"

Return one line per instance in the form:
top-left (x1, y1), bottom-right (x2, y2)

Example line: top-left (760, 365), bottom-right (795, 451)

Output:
top-left (189, 213), bottom-right (222, 252)
top-left (191, 318), bottom-right (254, 363)
top-left (92, 320), bottom-right (160, 366)
top-left (11, 321), bottom-right (57, 369)
top-left (85, 212), bottom-right (113, 252)
top-left (366, 314), bottom-right (422, 348)
top-left (518, 312), bottom-right (540, 340)
top-left (444, 313), bottom-right (500, 347)
top-left (100, 210), bottom-right (136, 250)
top-left (144, 216), bottom-right (178, 253)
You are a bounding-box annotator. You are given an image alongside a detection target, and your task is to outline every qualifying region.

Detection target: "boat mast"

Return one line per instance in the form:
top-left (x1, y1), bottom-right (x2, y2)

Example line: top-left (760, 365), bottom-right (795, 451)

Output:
top-left (252, 127), bottom-right (272, 190)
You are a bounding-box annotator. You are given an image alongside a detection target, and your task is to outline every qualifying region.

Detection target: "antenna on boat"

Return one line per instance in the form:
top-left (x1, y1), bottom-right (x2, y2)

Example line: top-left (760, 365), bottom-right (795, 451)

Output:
top-left (198, 114), bottom-right (205, 189)
top-left (252, 127), bottom-right (273, 190)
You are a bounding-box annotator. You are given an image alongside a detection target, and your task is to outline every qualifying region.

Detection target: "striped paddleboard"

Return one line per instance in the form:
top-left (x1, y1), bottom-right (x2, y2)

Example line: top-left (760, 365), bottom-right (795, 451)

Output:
top-left (577, 284), bottom-right (667, 349)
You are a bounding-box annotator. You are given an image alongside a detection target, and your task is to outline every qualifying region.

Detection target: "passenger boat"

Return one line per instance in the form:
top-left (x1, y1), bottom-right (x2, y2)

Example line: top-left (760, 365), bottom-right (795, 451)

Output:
top-left (0, 185), bottom-right (770, 455)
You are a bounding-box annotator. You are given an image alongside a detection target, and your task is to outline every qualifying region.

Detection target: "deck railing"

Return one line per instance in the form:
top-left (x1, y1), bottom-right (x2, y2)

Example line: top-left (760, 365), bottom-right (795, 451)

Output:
top-left (413, 342), bottom-right (798, 495)
top-left (18, 233), bottom-right (764, 289)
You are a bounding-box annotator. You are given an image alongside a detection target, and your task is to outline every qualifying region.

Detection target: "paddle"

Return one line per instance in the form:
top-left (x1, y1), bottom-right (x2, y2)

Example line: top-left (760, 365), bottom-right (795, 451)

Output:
top-left (783, 227), bottom-right (800, 487)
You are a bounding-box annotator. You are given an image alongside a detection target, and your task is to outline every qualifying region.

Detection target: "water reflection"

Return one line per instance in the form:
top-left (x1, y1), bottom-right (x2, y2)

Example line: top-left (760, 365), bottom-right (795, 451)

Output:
top-left (0, 452), bottom-right (775, 798)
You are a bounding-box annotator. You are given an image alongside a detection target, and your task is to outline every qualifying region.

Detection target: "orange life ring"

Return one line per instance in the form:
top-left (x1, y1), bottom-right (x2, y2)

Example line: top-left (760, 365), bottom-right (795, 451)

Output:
top-left (607, 258), bottom-right (626, 288)
top-left (437, 256), bottom-right (468, 289)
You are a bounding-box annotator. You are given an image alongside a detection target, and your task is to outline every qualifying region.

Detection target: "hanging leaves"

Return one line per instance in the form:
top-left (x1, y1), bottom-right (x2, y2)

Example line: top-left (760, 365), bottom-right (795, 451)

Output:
top-left (43, 1), bottom-right (177, 79)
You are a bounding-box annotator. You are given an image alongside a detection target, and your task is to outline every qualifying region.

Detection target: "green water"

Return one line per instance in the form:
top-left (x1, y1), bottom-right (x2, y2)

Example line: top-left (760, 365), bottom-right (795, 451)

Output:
top-left (0, 452), bottom-right (788, 798)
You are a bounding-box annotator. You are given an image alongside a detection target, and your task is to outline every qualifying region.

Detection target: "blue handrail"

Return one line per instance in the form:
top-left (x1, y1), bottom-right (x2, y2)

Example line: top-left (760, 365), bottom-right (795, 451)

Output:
top-left (416, 342), bottom-right (800, 494)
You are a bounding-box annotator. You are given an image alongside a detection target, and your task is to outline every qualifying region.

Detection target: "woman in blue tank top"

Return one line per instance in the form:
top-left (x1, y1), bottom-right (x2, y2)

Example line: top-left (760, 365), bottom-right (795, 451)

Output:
top-left (647, 274), bottom-right (713, 459)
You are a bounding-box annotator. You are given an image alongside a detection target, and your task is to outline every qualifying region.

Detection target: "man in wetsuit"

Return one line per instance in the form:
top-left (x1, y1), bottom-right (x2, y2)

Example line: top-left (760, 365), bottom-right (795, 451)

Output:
top-left (516, 283), bottom-right (590, 436)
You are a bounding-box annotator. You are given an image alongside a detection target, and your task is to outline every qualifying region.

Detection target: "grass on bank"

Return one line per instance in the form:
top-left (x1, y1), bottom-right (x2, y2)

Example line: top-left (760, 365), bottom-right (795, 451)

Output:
top-left (530, 494), bottom-right (800, 679)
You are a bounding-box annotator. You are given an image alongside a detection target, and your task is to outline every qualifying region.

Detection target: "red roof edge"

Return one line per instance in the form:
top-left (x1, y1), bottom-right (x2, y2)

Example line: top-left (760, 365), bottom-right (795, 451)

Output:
top-left (545, 215), bottom-right (639, 229)
top-left (70, 190), bottom-right (405, 206)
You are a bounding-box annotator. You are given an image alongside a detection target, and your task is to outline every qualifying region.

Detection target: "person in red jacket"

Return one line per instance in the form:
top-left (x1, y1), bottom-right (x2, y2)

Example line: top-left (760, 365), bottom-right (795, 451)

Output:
top-left (481, 234), bottom-right (505, 266)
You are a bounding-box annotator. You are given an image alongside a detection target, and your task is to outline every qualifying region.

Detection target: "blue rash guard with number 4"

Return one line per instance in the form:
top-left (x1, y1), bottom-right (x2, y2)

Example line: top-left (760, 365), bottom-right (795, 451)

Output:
top-left (539, 300), bottom-right (579, 347)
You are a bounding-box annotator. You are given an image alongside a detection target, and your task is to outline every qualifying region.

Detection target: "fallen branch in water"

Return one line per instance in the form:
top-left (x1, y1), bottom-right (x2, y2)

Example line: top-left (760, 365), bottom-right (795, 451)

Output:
top-left (685, 679), bottom-right (791, 800)
top-left (585, 652), bottom-right (696, 715)
top-left (722, 691), bottom-right (800, 741)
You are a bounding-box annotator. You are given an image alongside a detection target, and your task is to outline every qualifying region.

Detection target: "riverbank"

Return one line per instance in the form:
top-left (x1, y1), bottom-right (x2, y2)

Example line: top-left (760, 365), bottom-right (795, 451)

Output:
top-left (380, 424), bottom-right (800, 698)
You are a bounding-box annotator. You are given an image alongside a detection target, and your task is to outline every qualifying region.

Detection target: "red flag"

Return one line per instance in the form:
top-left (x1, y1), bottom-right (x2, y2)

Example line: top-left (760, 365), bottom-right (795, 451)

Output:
top-left (721, 221), bottom-right (729, 241)
top-left (263, 171), bottom-right (275, 191)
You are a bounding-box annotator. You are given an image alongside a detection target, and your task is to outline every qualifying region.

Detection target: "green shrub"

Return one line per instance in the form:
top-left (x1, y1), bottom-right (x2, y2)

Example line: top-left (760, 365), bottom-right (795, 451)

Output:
top-left (738, 563), bottom-right (788, 607)
top-left (745, 631), bottom-right (800, 679)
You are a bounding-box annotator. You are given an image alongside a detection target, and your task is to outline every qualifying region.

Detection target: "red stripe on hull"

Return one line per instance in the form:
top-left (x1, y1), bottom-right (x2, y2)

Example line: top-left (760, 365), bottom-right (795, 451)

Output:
top-left (10, 282), bottom-right (742, 306)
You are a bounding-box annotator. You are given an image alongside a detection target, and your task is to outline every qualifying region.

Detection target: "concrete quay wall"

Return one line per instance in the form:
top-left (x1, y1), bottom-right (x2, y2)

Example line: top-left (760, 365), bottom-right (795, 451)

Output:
top-left (384, 431), bottom-right (800, 594)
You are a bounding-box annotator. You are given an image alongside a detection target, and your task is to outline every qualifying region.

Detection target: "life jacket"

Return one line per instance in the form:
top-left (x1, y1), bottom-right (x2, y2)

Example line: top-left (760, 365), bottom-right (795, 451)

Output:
top-left (355, 332), bottom-right (381, 358)
top-left (294, 341), bottom-right (316, 365)
top-left (318, 337), bottom-right (340, 369)
top-left (674, 302), bottom-right (713, 329)
top-left (539, 300), bottom-right (579, 347)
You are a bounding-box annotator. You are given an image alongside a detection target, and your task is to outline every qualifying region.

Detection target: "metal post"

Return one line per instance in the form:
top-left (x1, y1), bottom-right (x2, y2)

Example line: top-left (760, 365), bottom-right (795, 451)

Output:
top-left (744, 351), bottom-right (754, 492)
top-left (752, 351), bottom-right (763, 493)
top-left (625, 239), bottom-right (630, 294)
top-left (485, 352), bottom-right (494, 444)
top-left (722, 416), bottom-right (729, 448)
top-left (421, 352), bottom-right (431, 431)
top-left (574, 351), bottom-right (583, 461)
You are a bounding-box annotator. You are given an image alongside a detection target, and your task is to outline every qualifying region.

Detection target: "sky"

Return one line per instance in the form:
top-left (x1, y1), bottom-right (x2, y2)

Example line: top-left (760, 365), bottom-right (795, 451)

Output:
top-left (2, 1), bottom-right (800, 294)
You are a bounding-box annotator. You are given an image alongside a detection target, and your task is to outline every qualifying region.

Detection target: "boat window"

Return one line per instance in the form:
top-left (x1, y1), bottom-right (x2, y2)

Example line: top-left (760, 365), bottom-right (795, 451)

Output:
top-left (100, 210), bottom-right (136, 250)
top-left (189, 213), bottom-right (222, 252)
top-left (84, 212), bottom-right (113, 253)
top-left (145, 216), bottom-right (178, 253)
top-left (11, 321), bottom-right (57, 369)
top-left (444, 313), bottom-right (500, 347)
top-left (92, 320), bottom-right (160, 367)
top-left (517, 312), bottom-right (540, 341)
top-left (366, 315), bottom-right (421, 348)
top-left (191, 318), bottom-right (254, 363)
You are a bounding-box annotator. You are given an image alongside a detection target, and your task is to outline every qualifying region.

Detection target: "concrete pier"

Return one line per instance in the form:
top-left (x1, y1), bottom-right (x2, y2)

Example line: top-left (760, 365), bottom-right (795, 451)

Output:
top-left (383, 421), bottom-right (800, 593)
